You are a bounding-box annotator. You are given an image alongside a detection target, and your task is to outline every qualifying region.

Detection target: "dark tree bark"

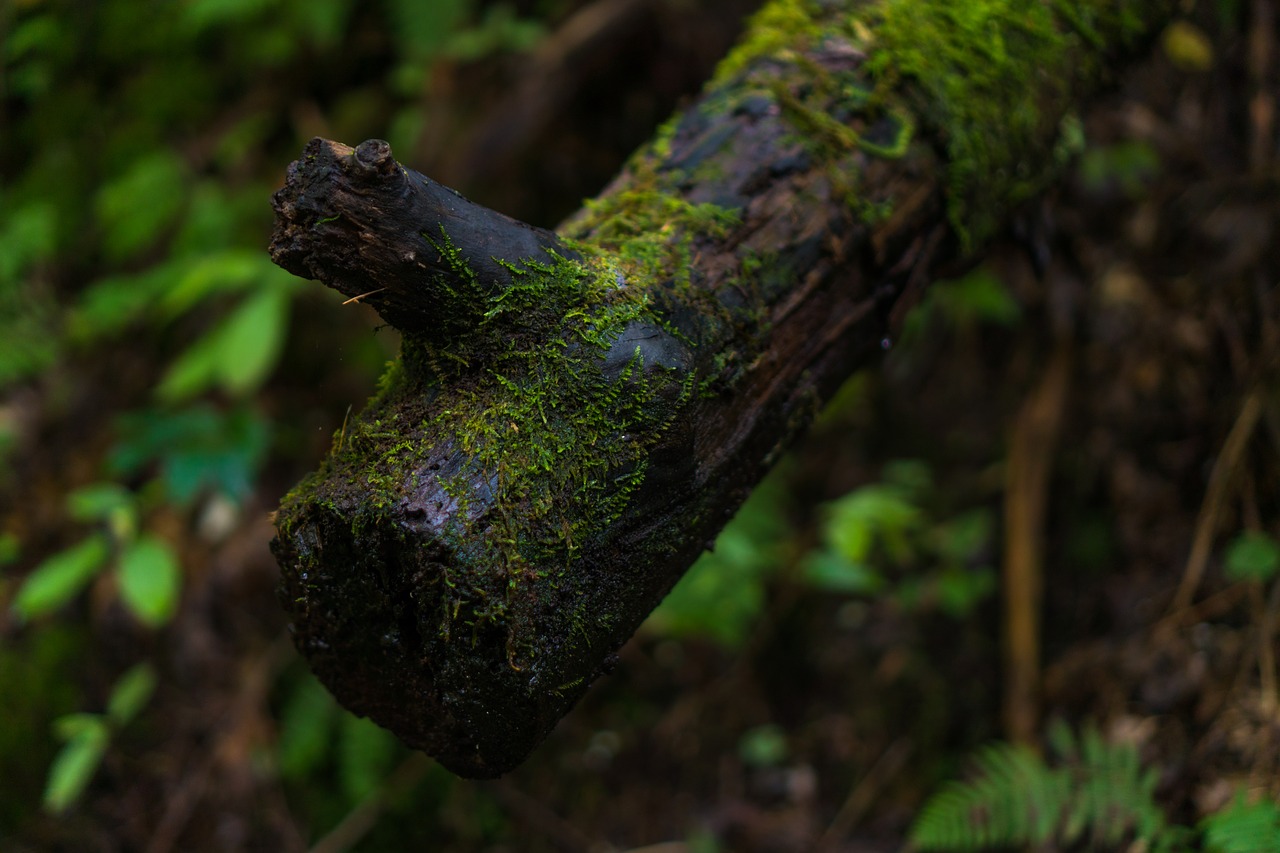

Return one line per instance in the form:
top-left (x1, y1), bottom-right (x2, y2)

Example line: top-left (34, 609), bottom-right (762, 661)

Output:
top-left (269, 0), bottom-right (1175, 778)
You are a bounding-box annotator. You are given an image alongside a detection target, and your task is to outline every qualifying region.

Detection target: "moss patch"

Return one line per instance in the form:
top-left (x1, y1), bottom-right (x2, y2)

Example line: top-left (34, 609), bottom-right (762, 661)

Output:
top-left (281, 184), bottom-right (741, 667)
top-left (708, 0), bottom-right (1167, 248)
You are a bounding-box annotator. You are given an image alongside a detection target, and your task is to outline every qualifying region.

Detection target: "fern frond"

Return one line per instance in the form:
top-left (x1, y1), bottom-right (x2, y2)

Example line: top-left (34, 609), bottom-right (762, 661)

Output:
top-left (911, 742), bottom-right (1070, 850)
top-left (1201, 792), bottom-right (1280, 853)
top-left (910, 722), bottom-right (1177, 852)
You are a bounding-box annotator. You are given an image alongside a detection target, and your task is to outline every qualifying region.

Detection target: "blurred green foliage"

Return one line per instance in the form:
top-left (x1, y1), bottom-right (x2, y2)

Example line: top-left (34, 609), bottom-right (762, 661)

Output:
top-left (1201, 793), bottom-right (1280, 853)
top-left (1224, 531), bottom-right (1280, 583)
top-left (44, 663), bottom-right (156, 814)
top-left (912, 720), bottom-right (1279, 853)
top-left (910, 721), bottom-right (1192, 852)
top-left (2, 0), bottom-right (548, 829)
top-left (898, 266), bottom-right (1021, 354)
top-left (1077, 139), bottom-right (1161, 198)
top-left (647, 471), bottom-right (793, 646)
top-left (649, 451), bottom-right (997, 648)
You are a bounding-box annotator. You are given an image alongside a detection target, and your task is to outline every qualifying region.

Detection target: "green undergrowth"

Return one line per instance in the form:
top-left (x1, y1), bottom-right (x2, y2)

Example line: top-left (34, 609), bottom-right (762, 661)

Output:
top-left (910, 721), bottom-right (1279, 852)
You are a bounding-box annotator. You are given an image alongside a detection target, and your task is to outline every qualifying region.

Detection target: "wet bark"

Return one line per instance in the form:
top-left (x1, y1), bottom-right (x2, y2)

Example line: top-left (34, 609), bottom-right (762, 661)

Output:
top-left (269, 0), bottom-right (1175, 778)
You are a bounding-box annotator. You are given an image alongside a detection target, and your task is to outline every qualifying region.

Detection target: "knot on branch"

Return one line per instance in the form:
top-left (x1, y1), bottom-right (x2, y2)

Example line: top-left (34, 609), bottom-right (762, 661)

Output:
top-left (352, 138), bottom-right (396, 177)
top-left (269, 137), bottom-right (573, 347)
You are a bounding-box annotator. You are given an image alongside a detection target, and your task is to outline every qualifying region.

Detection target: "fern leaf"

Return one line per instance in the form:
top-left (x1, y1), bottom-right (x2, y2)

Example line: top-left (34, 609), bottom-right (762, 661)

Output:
top-left (910, 722), bottom-right (1178, 852)
top-left (1201, 792), bottom-right (1280, 853)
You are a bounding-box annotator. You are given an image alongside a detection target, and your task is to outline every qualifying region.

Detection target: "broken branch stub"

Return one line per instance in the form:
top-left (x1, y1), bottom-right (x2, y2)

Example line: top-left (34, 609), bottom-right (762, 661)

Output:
top-left (269, 0), bottom-right (1175, 778)
top-left (270, 137), bottom-right (570, 338)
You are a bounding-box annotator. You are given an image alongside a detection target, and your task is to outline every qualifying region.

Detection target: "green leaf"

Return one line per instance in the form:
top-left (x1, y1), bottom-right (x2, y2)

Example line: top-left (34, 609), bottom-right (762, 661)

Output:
top-left (68, 265), bottom-right (176, 342)
top-left (738, 724), bottom-right (789, 768)
top-left (106, 664), bottom-right (156, 725)
top-left (66, 483), bottom-right (132, 519)
top-left (160, 251), bottom-right (276, 317)
top-left (182, 0), bottom-right (274, 33)
top-left (109, 405), bottom-right (269, 504)
top-left (931, 509), bottom-right (993, 563)
top-left (13, 535), bottom-right (110, 620)
top-left (1224, 532), bottom-right (1280, 583)
top-left (646, 474), bottom-right (790, 646)
top-left (277, 673), bottom-right (338, 779)
top-left (338, 713), bottom-right (397, 803)
top-left (802, 549), bottom-right (885, 594)
top-left (385, 0), bottom-right (470, 60)
top-left (934, 564), bottom-right (996, 617)
top-left (157, 288), bottom-right (290, 401)
top-left (66, 484), bottom-right (137, 540)
top-left (934, 269), bottom-right (1021, 328)
top-left (216, 288), bottom-right (290, 394)
top-left (1078, 141), bottom-right (1161, 198)
top-left (1202, 792), bottom-right (1280, 853)
top-left (0, 532), bottom-right (19, 566)
top-left (94, 151), bottom-right (188, 262)
top-left (116, 536), bottom-right (181, 627)
top-left (53, 712), bottom-right (106, 741)
top-left (285, 0), bottom-right (353, 46)
top-left (0, 202), bottom-right (57, 281)
top-left (824, 484), bottom-right (921, 564)
top-left (43, 719), bottom-right (109, 813)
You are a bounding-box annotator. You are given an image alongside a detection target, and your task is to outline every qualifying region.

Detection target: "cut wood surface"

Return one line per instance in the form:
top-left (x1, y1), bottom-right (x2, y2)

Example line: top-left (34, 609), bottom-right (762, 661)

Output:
top-left (269, 0), bottom-right (1175, 777)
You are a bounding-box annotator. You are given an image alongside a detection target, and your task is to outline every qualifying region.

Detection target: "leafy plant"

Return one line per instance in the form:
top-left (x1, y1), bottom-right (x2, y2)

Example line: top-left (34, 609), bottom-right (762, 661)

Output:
top-left (11, 484), bottom-right (182, 627)
top-left (804, 460), bottom-right (996, 618)
top-left (646, 470), bottom-right (793, 647)
top-left (44, 664), bottom-right (156, 813)
top-left (898, 267), bottom-right (1022, 353)
top-left (275, 670), bottom-right (407, 823)
top-left (1224, 532), bottom-right (1280, 583)
top-left (909, 722), bottom-right (1188, 851)
top-left (2, 0), bottom-right (551, 835)
top-left (1078, 139), bottom-right (1161, 198)
top-left (1201, 792), bottom-right (1280, 853)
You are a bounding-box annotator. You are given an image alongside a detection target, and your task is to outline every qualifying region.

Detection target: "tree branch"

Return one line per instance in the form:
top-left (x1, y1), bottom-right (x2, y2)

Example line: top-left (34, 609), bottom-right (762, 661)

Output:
top-left (269, 0), bottom-right (1175, 778)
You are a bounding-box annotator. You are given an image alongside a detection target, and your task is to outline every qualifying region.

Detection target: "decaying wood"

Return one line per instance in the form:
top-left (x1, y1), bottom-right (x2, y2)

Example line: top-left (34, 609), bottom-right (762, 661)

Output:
top-left (269, 0), bottom-right (1175, 778)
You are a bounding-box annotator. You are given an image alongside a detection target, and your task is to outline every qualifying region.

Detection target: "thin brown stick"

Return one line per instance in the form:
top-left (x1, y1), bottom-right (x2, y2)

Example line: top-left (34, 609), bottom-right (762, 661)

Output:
top-left (486, 778), bottom-right (611, 853)
top-left (308, 752), bottom-right (433, 853)
top-left (1169, 391), bottom-right (1264, 614)
top-left (814, 738), bottom-right (913, 851)
top-left (1001, 340), bottom-right (1072, 745)
top-left (1259, 575), bottom-right (1280, 711)
top-left (1249, 0), bottom-right (1275, 173)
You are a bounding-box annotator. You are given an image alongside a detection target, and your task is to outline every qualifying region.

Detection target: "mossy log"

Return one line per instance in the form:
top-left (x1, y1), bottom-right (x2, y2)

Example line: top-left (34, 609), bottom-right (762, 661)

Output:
top-left (269, 0), bottom-right (1175, 778)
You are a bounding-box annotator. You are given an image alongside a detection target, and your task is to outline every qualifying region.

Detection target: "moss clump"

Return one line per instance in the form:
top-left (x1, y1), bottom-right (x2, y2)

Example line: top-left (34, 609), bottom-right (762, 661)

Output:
top-left (566, 188), bottom-right (740, 288)
top-left (705, 0), bottom-right (1166, 248)
top-left (712, 0), bottom-right (831, 86)
top-left (866, 1), bottom-right (1065, 246)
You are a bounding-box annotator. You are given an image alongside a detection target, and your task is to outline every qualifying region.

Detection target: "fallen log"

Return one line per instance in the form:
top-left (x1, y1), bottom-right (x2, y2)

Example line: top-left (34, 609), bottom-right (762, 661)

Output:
top-left (269, 0), bottom-right (1175, 777)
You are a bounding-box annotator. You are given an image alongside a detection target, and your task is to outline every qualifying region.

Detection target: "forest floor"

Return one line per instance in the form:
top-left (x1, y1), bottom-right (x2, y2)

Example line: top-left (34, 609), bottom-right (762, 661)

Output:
top-left (3, 1), bottom-right (1279, 851)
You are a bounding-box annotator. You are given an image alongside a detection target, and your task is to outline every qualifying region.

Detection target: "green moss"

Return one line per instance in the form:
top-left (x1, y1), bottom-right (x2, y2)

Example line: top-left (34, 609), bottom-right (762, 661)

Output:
top-left (863, 1), bottom-right (1062, 246)
top-left (566, 188), bottom-right (739, 288)
top-left (712, 0), bottom-right (830, 85)
top-left (282, 190), bottom-right (742, 667)
top-left (708, 0), bottom-right (1166, 248)
top-left (279, 0), bottom-right (1172, 677)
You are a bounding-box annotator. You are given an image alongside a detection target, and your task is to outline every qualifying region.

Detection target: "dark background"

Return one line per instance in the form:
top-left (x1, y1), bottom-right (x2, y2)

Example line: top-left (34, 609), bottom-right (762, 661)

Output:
top-left (2, 0), bottom-right (1278, 850)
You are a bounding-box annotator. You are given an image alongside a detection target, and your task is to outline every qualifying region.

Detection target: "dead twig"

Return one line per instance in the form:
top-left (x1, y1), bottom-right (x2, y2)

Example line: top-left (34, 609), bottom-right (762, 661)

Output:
top-left (814, 738), bottom-right (913, 852)
top-left (1168, 391), bottom-right (1264, 615)
top-left (308, 753), bottom-right (433, 853)
top-left (1002, 339), bottom-right (1072, 745)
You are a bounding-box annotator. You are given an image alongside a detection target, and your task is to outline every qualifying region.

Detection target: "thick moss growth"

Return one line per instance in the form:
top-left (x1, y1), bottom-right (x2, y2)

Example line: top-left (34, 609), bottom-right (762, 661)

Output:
top-left (711, 0), bottom-right (1170, 246)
